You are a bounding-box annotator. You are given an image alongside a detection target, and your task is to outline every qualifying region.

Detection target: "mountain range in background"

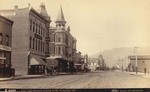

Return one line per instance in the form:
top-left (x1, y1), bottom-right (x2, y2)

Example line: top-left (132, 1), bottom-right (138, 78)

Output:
top-left (90, 47), bottom-right (150, 68)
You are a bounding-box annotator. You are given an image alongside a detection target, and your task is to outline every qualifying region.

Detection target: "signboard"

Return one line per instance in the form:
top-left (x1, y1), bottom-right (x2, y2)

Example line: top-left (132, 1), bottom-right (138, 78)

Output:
top-left (34, 33), bottom-right (42, 40)
top-left (0, 45), bottom-right (11, 51)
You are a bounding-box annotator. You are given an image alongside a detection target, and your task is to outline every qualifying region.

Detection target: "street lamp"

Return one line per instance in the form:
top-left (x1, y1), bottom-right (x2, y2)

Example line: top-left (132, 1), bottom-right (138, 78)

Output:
top-left (134, 47), bottom-right (139, 74)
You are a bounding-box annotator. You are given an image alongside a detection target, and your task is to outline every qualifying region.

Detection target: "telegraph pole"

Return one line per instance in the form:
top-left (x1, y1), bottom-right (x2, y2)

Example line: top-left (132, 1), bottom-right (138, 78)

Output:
top-left (134, 47), bottom-right (139, 74)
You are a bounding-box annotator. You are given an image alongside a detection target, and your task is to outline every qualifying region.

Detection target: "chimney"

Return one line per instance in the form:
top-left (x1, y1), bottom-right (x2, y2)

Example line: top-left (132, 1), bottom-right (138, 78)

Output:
top-left (14, 5), bottom-right (18, 10)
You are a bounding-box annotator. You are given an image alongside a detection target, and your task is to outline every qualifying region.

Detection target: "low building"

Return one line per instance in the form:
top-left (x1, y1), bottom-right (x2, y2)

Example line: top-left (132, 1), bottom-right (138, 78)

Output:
top-left (0, 15), bottom-right (14, 77)
top-left (73, 52), bottom-right (85, 71)
top-left (128, 55), bottom-right (150, 73)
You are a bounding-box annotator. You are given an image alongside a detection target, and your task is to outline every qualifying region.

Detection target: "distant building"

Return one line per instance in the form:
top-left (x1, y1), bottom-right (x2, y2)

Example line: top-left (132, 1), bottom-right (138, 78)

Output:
top-left (72, 52), bottom-right (85, 71)
top-left (88, 58), bottom-right (99, 71)
top-left (0, 15), bottom-right (14, 77)
top-left (0, 3), bottom-right (51, 75)
top-left (128, 55), bottom-right (150, 73)
top-left (47, 6), bottom-right (77, 72)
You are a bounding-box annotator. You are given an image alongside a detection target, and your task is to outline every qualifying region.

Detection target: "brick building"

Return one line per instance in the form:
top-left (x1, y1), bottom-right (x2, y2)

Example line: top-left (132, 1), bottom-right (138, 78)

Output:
top-left (0, 15), bottom-right (14, 77)
top-left (47, 6), bottom-right (77, 72)
top-left (0, 3), bottom-right (51, 75)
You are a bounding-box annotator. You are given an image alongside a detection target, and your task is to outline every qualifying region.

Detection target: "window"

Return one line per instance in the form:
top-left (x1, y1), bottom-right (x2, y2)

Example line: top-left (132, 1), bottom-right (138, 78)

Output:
top-left (43, 29), bottom-right (45, 37)
top-left (58, 36), bottom-right (61, 42)
top-left (56, 34), bottom-right (62, 42)
top-left (58, 47), bottom-right (61, 55)
top-left (55, 46), bottom-right (58, 55)
top-left (30, 20), bottom-right (32, 30)
top-left (39, 27), bottom-right (42, 34)
top-left (29, 37), bottom-right (32, 48)
top-left (38, 40), bottom-right (40, 51)
top-left (41, 41), bottom-right (42, 52)
top-left (41, 31), bottom-right (43, 36)
top-left (39, 25), bottom-right (40, 34)
top-left (43, 42), bottom-right (45, 52)
top-left (0, 33), bottom-right (2, 45)
top-left (6, 35), bottom-right (9, 46)
top-left (33, 22), bottom-right (35, 32)
top-left (36, 23), bottom-right (38, 33)
top-left (35, 39), bottom-right (37, 50)
top-left (33, 38), bottom-right (35, 49)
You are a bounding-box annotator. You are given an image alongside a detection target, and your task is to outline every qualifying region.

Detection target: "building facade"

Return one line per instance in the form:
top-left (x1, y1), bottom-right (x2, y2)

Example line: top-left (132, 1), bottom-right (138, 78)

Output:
top-left (0, 4), bottom-right (51, 75)
top-left (0, 15), bottom-right (14, 77)
top-left (47, 6), bottom-right (77, 72)
top-left (128, 55), bottom-right (150, 73)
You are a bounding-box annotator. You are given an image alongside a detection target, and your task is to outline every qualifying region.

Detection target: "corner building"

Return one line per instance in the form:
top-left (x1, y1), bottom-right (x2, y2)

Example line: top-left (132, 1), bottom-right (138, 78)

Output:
top-left (0, 4), bottom-right (51, 75)
top-left (47, 6), bottom-right (77, 72)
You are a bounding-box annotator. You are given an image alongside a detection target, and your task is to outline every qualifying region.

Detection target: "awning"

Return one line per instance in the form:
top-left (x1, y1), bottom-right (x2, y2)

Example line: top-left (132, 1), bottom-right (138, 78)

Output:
top-left (30, 54), bottom-right (47, 66)
top-left (46, 59), bottom-right (58, 67)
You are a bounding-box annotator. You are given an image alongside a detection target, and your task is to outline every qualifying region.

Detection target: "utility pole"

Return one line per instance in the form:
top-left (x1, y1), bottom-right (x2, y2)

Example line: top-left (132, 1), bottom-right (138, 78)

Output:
top-left (118, 58), bottom-right (123, 72)
top-left (134, 47), bottom-right (139, 74)
top-left (122, 59), bottom-right (123, 72)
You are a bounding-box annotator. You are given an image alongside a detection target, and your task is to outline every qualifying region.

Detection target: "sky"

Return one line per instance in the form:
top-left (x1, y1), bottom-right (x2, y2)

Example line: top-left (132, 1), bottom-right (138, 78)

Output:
top-left (1, 0), bottom-right (150, 56)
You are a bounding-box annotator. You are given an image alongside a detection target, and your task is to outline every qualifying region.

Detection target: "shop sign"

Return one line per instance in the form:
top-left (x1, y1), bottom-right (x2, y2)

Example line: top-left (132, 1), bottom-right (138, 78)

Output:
top-left (0, 45), bottom-right (11, 51)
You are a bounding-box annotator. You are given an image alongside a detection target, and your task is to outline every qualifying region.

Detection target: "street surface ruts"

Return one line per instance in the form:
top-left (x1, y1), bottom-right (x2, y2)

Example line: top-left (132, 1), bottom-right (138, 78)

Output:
top-left (0, 71), bottom-right (150, 88)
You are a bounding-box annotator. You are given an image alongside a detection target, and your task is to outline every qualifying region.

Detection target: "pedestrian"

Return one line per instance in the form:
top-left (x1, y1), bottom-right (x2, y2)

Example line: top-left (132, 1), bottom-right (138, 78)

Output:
top-left (144, 68), bottom-right (147, 75)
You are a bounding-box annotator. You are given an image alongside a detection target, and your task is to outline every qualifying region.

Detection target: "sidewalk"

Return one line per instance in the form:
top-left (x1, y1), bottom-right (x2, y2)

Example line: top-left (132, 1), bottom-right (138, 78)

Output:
top-left (0, 75), bottom-right (46, 82)
top-left (125, 71), bottom-right (150, 79)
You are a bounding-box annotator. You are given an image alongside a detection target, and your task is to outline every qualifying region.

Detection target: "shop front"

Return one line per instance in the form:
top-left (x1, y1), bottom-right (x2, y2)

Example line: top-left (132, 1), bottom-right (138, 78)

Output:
top-left (28, 54), bottom-right (46, 75)
top-left (0, 50), bottom-right (15, 77)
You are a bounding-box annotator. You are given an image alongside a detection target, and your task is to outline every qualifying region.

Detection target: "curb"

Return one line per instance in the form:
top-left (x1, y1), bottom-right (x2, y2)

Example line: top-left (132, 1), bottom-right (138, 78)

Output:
top-left (0, 75), bottom-right (46, 82)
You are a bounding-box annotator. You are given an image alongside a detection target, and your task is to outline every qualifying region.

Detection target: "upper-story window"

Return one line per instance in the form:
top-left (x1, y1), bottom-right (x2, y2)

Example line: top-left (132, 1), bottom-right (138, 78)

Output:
top-left (43, 29), bottom-right (45, 37)
top-left (35, 39), bottom-right (37, 50)
top-left (43, 42), bottom-right (45, 52)
top-left (30, 20), bottom-right (32, 30)
top-left (38, 40), bottom-right (40, 51)
top-left (6, 35), bottom-right (9, 46)
top-left (41, 30), bottom-right (43, 36)
top-left (55, 34), bottom-right (62, 42)
top-left (58, 47), bottom-right (61, 55)
top-left (33, 22), bottom-right (35, 32)
top-left (0, 33), bottom-right (2, 45)
top-left (29, 37), bottom-right (32, 49)
top-left (41, 41), bottom-right (42, 52)
top-left (33, 38), bottom-right (35, 49)
top-left (36, 23), bottom-right (38, 33)
top-left (39, 27), bottom-right (42, 35)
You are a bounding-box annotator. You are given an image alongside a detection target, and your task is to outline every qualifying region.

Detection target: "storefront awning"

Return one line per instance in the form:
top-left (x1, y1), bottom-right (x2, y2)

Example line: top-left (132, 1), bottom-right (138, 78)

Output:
top-left (30, 54), bottom-right (47, 66)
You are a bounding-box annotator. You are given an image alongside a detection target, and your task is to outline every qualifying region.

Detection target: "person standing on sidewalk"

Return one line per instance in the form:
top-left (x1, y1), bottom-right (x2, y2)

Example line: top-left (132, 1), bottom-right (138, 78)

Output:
top-left (144, 68), bottom-right (147, 75)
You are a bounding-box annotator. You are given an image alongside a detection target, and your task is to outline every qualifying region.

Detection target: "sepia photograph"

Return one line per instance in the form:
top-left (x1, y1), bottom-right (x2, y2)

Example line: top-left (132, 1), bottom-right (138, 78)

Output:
top-left (0, 0), bottom-right (150, 91)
